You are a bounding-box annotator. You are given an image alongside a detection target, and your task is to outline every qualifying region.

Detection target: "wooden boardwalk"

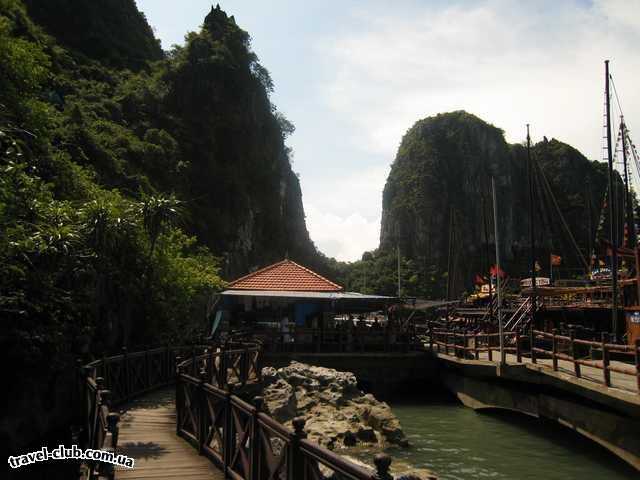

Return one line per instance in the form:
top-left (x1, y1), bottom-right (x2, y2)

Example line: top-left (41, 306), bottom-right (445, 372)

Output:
top-left (115, 388), bottom-right (223, 480)
top-left (446, 350), bottom-right (640, 400)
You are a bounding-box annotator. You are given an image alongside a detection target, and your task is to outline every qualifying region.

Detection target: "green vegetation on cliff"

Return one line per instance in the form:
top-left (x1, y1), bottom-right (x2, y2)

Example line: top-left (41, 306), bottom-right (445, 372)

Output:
top-left (370, 111), bottom-right (623, 298)
top-left (0, 0), bottom-right (321, 452)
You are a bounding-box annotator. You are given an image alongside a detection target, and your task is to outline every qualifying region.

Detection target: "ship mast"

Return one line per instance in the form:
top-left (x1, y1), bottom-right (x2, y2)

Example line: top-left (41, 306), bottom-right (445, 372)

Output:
top-left (605, 60), bottom-right (619, 341)
top-left (527, 124), bottom-right (537, 314)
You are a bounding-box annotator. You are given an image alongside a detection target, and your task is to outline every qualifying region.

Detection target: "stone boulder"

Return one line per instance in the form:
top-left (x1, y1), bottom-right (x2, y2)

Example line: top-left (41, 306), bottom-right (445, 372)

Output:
top-left (261, 362), bottom-right (409, 449)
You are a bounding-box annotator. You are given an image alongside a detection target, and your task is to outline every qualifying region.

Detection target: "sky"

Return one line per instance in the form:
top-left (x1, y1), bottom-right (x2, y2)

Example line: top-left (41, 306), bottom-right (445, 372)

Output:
top-left (136, 0), bottom-right (640, 262)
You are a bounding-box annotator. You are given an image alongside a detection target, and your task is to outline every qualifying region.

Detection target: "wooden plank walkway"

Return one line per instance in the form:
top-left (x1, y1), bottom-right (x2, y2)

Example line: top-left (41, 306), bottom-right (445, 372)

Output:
top-left (115, 388), bottom-right (223, 480)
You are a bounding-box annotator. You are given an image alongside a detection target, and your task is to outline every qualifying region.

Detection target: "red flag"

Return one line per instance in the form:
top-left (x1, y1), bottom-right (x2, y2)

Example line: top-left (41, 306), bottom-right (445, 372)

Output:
top-left (474, 274), bottom-right (485, 285)
top-left (490, 265), bottom-right (506, 278)
top-left (550, 254), bottom-right (562, 266)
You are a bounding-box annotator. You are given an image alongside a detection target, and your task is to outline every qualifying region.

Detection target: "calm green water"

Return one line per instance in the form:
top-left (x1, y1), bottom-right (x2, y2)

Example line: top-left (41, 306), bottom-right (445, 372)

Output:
top-left (385, 401), bottom-right (637, 480)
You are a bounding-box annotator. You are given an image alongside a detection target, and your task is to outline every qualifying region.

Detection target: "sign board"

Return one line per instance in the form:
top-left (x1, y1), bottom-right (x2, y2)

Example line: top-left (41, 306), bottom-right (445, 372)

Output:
top-left (520, 277), bottom-right (551, 288)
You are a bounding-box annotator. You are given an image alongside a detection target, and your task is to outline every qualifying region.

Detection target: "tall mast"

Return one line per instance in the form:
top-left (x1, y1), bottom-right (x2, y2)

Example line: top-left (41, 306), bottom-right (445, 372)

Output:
top-left (482, 187), bottom-right (494, 321)
top-left (586, 178), bottom-right (593, 272)
top-left (605, 60), bottom-right (619, 341)
top-left (397, 243), bottom-right (401, 297)
top-left (621, 116), bottom-right (636, 247)
top-left (527, 124), bottom-right (537, 312)
top-left (492, 177), bottom-right (504, 364)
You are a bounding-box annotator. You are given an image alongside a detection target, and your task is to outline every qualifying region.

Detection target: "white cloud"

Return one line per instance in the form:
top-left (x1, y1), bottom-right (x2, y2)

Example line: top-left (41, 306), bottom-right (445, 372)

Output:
top-left (299, 0), bottom-right (640, 262)
top-left (301, 166), bottom-right (388, 261)
top-left (318, 0), bottom-right (640, 160)
top-left (306, 205), bottom-right (380, 262)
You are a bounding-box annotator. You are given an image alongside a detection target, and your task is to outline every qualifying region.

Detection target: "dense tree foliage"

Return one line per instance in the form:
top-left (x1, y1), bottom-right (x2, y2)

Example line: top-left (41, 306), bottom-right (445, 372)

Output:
top-left (0, 0), bottom-right (321, 453)
top-left (378, 111), bottom-right (625, 298)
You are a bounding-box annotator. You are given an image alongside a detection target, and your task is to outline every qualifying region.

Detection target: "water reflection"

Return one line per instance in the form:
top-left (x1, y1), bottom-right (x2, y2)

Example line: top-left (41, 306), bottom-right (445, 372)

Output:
top-left (384, 400), bottom-right (637, 480)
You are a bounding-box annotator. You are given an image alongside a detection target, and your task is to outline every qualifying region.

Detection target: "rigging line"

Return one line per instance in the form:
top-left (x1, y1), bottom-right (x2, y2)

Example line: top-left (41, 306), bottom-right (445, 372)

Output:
top-left (609, 75), bottom-right (625, 120)
top-left (534, 155), bottom-right (589, 270)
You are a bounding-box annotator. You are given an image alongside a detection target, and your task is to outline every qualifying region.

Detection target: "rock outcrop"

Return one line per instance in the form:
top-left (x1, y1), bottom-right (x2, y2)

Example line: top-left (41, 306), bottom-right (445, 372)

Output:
top-left (261, 362), bottom-right (408, 450)
top-left (379, 110), bottom-right (623, 297)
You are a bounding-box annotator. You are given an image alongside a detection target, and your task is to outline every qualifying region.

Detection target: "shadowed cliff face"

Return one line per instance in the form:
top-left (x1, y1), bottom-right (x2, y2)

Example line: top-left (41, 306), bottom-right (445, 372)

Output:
top-left (162, 5), bottom-right (317, 276)
top-left (380, 111), bottom-right (623, 296)
top-left (24, 0), bottom-right (163, 70)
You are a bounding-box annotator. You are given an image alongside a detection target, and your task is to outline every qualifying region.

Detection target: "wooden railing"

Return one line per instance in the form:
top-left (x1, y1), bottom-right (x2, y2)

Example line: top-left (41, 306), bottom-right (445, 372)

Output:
top-left (427, 325), bottom-right (640, 394)
top-left (78, 345), bottom-right (207, 479)
top-left (530, 329), bottom-right (640, 392)
top-left (176, 345), bottom-right (397, 480)
top-left (429, 328), bottom-right (524, 363)
top-left (258, 325), bottom-right (420, 354)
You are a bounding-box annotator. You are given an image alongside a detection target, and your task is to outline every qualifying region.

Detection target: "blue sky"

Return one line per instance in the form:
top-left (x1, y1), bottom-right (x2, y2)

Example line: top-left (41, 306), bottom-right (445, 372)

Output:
top-left (136, 0), bottom-right (640, 261)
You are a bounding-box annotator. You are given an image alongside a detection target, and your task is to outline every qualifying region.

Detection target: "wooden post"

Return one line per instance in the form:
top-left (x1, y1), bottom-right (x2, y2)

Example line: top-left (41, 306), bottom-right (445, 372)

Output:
top-left (516, 331), bottom-right (521, 363)
top-left (429, 324), bottom-right (434, 351)
top-left (530, 328), bottom-right (537, 364)
top-left (145, 349), bottom-right (150, 390)
top-left (101, 355), bottom-right (108, 393)
top-left (474, 333), bottom-right (479, 360)
top-left (223, 386), bottom-right (234, 477)
top-left (373, 453), bottom-right (393, 480)
top-left (635, 339), bottom-right (640, 394)
top-left (121, 347), bottom-right (129, 401)
top-left (552, 329), bottom-right (558, 371)
top-left (290, 417), bottom-right (307, 479)
top-left (175, 356), bottom-right (182, 436)
top-left (165, 344), bottom-right (171, 383)
top-left (198, 368), bottom-right (207, 454)
top-left (107, 413), bottom-right (120, 451)
top-left (250, 397), bottom-right (264, 480)
top-left (602, 333), bottom-right (611, 387)
top-left (570, 330), bottom-right (581, 378)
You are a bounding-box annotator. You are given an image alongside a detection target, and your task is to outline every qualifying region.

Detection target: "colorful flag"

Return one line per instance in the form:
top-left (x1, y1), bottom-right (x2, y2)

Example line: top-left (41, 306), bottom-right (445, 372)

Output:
top-left (474, 274), bottom-right (485, 285)
top-left (535, 261), bottom-right (542, 272)
top-left (550, 254), bottom-right (562, 266)
top-left (490, 265), bottom-right (506, 278)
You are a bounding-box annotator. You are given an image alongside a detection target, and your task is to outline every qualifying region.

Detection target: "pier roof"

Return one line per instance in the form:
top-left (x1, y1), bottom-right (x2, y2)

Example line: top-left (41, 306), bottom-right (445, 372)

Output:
top-left (227, 259), bottom-right (343, 292)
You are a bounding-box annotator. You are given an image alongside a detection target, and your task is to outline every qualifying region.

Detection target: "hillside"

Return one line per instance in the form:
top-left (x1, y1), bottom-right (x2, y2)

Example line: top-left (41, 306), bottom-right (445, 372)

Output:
top-left (375, 111), bottom-right (622, 297)
top-left (0, 0), bottom-right (321, 456)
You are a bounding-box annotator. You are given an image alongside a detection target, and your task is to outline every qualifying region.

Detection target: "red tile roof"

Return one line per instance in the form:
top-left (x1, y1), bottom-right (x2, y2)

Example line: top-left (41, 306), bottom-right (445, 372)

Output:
top-left (228, 259), bottom-right (343, 292)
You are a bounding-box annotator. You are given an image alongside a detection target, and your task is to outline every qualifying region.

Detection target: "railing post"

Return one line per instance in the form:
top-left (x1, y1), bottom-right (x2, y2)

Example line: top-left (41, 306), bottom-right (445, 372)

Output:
top-left (570, 329), bottom-right (581, 378)
top-left (634, 339), bottom-right (640, 394)
top-left (373, 453), bottom-right (394, 480)
top-left (516, 331), bottom-right (521, 363)
top-left (530, 328), bottom-right (537, 364)
top-left (474, 333), bottom-right (479, 360)
top-left (429, 324), bottom-right (434, 351)
top-left (145, 349), bottom-right (150, 390)
top-left (107, 412), bottom-right (120, 450)
top-left (175, 356), bottom-right (182, 436)
top-left (290, 417), bottom-right (307, 479)
top-left (165, 344), bottom-right (171, 383)
top-left (198, 368), bottom-right (207, 454)
top-left (101, 354), bottom-right (108, 391)
top-left (223, 385), bottom-right (234, 477)
top-left (122, 346), bottom-right (129, 400)
top-left (488, 334), bottom-right (493, 362)
top-left (552, 329), bottom-right (558, 371)
top-left (602, 333), bottom-right (611, 387)
top-left (251, 396), bottom-right (263, 480)
top-left (243, 346), bottom-right (249, 385)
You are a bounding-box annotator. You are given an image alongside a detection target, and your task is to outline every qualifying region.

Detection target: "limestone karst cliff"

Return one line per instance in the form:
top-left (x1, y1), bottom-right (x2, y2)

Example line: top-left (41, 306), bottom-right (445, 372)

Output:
top-left (376, 111), bottom-right (623, 297)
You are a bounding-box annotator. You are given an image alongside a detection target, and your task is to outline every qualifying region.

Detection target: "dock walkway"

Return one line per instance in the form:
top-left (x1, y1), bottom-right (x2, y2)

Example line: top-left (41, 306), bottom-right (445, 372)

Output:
top-left (115, 388), bottom-right (223, 480)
